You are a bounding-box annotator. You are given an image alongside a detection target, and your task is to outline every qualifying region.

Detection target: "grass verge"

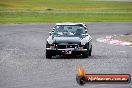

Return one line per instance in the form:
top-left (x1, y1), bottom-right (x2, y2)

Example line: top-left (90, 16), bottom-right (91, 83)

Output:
top-left (0, 0), bottom-right (132, 23)
top-left (0, 11), bottom-right (132, 23)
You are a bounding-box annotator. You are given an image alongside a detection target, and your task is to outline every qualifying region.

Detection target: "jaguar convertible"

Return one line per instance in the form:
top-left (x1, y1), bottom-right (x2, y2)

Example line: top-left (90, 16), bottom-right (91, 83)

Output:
top-left (46, 23), bottom-right (92, 58)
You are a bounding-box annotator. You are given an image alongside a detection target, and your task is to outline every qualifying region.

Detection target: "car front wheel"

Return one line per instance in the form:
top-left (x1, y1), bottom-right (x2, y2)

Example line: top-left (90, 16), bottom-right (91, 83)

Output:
top-left (46, 50), bottom-right (52, 59)
top-left (82, 43), bottom-right (89, 58)
top-left (82, 51), bottom-right (89, 58)
top-left (89, 45), bottom-right (92, 56)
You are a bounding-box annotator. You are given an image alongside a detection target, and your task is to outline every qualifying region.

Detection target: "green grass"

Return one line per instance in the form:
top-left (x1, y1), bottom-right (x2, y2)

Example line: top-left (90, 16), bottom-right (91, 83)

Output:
top-left (0, 0), bottom-right (132, 11)
top-left (0, 0), bottom-right (132, 23)
top-left (0, 12), bottom-right (132, 23)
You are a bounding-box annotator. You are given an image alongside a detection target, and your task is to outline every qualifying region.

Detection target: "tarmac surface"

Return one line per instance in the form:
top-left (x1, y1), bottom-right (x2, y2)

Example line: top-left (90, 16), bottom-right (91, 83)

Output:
top-left (0, 22), bottom-right (132, 88)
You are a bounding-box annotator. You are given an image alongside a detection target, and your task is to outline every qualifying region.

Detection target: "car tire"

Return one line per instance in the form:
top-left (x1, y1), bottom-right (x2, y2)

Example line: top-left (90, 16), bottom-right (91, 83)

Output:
top-left (82, 43), bottom-right (89, 58)
top-left (82, 51), bottom-right (89, 58)
top-left (89, 45), bottom-right (92, 56)
top-left (46, 50), bottom-right (52, 59)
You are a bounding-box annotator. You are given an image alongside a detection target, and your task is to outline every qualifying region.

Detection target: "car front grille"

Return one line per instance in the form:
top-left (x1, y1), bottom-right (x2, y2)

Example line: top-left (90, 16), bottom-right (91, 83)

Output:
top-left (57, 45), bottom-right (66, 49)
top-left (57, 44), bottom-right (79, 49)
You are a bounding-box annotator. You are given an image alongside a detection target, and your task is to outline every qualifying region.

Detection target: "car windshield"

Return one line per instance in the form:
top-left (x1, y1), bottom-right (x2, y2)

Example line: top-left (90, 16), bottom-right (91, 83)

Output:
top-left (53, 25), bottom-right (86, 36)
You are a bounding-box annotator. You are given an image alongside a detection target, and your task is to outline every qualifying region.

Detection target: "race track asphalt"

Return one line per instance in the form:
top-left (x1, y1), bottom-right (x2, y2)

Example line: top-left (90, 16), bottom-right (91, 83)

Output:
top-left (0, 22), bottom-right (132, 88)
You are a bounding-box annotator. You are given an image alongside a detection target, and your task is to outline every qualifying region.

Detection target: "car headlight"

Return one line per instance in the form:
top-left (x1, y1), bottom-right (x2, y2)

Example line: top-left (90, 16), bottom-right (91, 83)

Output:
top-left (47, 36), bottom-right (54, 44)
top-left (80, 35), bottom-right (92, 45)
top-left (81, 38), bottom-right (87, 45)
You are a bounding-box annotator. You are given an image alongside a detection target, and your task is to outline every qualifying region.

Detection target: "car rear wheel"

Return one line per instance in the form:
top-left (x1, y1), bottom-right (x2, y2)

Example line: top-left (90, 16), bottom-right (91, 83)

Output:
top-left (46, 50), bottom-right (52, 59)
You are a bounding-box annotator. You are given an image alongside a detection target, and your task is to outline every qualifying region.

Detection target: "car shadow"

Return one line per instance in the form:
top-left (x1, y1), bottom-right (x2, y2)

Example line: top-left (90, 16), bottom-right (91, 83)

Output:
top-left (47, 55), bottom-right (89, 59)
top-left (49, 55), bottom-right (83, 59)
top-left (47, 54), bottom-right (108, 59)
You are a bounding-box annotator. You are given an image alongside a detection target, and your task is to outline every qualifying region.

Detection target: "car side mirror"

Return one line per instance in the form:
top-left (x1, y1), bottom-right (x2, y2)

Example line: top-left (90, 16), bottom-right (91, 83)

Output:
top-left (52, 28), bottom-right (55, 32)
top-left (52, 30), bottom-right (54, 32)
top-left (49, 32), bottom-right (52, 35)
top-left (85, 30), bottom-right (87, 33)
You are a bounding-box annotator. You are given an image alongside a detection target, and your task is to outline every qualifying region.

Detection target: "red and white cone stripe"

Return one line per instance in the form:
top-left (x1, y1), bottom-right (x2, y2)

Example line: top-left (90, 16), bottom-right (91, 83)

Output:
top-left (96, 35), bottom-right (132, 47)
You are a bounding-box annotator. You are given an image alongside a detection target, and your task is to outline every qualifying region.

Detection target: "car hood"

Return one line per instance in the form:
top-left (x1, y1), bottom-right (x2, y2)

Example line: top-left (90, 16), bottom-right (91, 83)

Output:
top-left (53, 37), bottom-right (81, 44)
